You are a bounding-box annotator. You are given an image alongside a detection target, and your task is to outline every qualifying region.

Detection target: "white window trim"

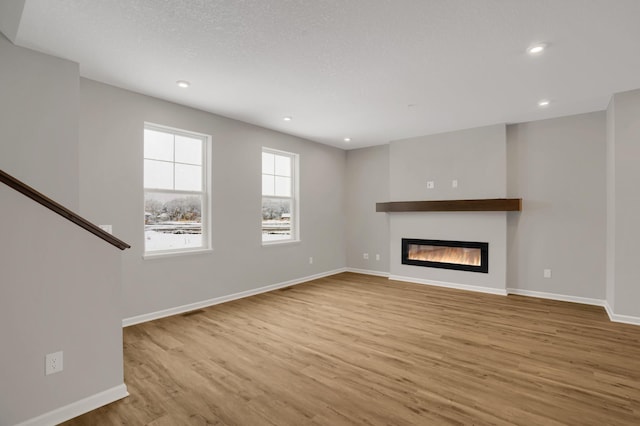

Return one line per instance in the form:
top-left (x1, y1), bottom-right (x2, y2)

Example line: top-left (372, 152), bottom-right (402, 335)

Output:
top-left (143, 122), bottom-right (212, 257)
top-left (261, 147), bottom-right (300, 246)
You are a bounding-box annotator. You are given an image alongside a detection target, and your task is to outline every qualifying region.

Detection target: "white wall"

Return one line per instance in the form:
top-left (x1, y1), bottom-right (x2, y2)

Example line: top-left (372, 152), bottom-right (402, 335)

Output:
top-left (388, 124), bottom-right (508, 292)
top-left (506, 112), bottom-right (606, 300)
top-left (78, 79), bottom-right (347, 321)
top-left (0, 34), bottom-right (79, 209)
top-left (345, 145), bottom-right (389, 274)
top-left (607, 89), bottom-right (640, 318)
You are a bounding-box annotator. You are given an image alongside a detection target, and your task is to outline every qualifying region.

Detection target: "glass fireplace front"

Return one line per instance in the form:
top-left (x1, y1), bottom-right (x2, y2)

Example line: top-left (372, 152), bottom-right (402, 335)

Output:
top-left (401, 238), bottom-right (488, 273)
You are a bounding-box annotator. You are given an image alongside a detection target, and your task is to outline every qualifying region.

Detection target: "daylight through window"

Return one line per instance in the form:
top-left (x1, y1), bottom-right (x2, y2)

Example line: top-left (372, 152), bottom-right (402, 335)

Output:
top-left (144, 124), bottom-right (210, 254)
top-left (262, 148), bottom-right (298, 243)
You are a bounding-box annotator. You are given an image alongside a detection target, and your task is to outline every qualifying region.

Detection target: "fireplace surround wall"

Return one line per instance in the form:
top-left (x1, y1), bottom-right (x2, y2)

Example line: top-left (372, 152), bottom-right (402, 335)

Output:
top-left (388, 123), bottom-right (508, 294)
top-left (389, 212), bottom-right (507, 293)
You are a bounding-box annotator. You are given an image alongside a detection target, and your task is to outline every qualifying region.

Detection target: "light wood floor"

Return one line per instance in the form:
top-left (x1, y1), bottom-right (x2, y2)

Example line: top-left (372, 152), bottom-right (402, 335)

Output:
top-left (63, 273), bottom-right (640, 425)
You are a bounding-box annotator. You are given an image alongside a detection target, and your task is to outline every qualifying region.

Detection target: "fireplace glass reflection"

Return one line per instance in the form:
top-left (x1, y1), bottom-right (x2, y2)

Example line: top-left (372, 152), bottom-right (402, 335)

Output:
top-left (401, 238), bottom-right (488, 273)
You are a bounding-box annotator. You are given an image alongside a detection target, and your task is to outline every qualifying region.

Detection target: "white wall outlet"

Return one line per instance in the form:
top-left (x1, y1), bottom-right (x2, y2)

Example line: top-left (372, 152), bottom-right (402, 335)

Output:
top-left (543, 269), bottom-right (552, 279)
top-left (426, 181), bottom-right (435, 189)
top-left (45, 351), bottom-right (63, 375)
top-left (98, 225), bottom-right (113, 234)
top-left (452, 179), bottom-right (458, 188)
top-left (375, 254), bottom-right (380, 261)
top-left (308, 256), bottom-right (313, 264)
top-left (363, 253), bottom-right (369, 260)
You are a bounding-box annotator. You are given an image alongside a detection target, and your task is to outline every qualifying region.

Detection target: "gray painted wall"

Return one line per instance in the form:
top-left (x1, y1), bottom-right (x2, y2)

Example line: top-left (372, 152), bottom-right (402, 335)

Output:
top-left (388, 124), bottom-right (508, 291)
top-left (390, 124), bottom-right (506, 201)
top-left (0, 34), bottom-right (79, 209)
top-left (345, 145), bottom-right (389, 273)
top-left (608, 89), bottom-right (640, 317)
top-left (0, 185), bottom-right (125, 426)
top-left (2, 24), bottom-right (638, 425)
top-left (78, 79), bottom-right (347, 320)
top-left (506, 112), bottom-right (606, 299)
top-left (606, 100), bottom-right (616, 309)
top-left (0, 1), bottom-right (25, 43)
top-left (0, 39), bottom-right (124, 425)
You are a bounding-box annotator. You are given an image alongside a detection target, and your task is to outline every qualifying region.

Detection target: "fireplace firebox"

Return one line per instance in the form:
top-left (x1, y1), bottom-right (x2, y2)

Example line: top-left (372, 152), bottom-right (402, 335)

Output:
top-left (401, 238), bottom-right (489, 273)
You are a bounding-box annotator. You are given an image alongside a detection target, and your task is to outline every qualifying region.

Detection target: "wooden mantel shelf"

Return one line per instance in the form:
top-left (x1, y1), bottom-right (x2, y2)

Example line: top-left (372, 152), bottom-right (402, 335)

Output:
top-left (376, 198), bottom-right (522, 213)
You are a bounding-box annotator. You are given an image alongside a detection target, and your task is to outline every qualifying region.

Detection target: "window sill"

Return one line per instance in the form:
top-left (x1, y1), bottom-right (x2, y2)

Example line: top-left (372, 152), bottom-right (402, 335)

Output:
top-left (261, 239), bottom-right (301, 247)
top-left (143, 248), bottom-right (213, 260)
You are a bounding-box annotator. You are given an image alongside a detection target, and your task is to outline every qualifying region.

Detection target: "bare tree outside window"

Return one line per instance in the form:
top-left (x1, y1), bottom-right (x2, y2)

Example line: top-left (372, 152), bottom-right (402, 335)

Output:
top-left (144, 125), bottom-right (210, 254)
top-left (262, 148), bottom-right (298, 243)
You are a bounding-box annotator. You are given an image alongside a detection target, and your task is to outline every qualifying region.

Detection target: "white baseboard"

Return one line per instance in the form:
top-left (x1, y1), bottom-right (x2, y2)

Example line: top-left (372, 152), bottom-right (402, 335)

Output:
top-left (345, 267), bottom-right (390, 277)
top-left (122, 267), bottom-right (640, 328)
top-left (500, 289), bottom-right (640, 326)
top-left (15, 384), bottom-right (128, 426)
top-left (603, 301), bottom-right (640, 326)
top-left (506, 288), bottom-right (605, 307)
top-left (123, 268), bottom-right (348, 327)
top-left (388, 274), bottom-right (508, 296)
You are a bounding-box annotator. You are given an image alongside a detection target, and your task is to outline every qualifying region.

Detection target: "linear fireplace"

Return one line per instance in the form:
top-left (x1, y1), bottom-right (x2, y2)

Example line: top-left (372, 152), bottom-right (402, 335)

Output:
top-left (401, 238), bottom-right (489, 273)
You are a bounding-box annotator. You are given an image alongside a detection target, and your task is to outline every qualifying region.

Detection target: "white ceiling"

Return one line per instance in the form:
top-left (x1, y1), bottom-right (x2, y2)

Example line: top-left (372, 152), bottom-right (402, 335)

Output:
top-left (6, 0), bottom-right (640, 149)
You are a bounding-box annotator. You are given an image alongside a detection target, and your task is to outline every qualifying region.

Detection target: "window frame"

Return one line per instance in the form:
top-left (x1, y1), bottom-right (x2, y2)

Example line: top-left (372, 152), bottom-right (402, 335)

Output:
top-left (143, 123), bottom-right (212, 258)
top-left (261, 147), bottom-right (300, 246)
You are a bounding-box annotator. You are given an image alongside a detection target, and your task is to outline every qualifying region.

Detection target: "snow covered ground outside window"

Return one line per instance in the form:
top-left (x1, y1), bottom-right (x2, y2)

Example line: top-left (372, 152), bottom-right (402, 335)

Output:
top-left (145, 222), bottom-right (202, 251)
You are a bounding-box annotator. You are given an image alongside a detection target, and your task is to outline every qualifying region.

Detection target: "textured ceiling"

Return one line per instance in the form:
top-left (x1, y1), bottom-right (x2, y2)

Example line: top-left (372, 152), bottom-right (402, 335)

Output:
top-left (6, 0), bottom-right (640, 149)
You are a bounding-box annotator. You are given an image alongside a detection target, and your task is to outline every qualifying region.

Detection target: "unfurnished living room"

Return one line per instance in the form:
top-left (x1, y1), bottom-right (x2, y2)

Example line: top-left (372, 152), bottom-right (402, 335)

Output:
top-left (1, 1), bottom-right (640, 425)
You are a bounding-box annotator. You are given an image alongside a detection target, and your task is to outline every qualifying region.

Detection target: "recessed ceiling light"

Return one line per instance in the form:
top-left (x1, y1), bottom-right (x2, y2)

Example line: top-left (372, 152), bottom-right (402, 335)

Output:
top-left (527, 44), bottom-right (546, 55)
top-left (538, 99), bottom-right (550, 107)
top-left (176, 80), bottom-right (190, 88)
top-left (283, 116), bottom-right (292, 121)
top-left (344, 137), bottom-right (351, 142)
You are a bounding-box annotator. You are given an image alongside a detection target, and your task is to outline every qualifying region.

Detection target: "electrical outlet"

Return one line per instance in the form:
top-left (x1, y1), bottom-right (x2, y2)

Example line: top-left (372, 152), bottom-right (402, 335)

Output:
top-left (45, 351), bottom-right (63, 375)
top-left (452, 179), bottom-right (458, 188)
top-left (309, 257), bottom-right (313, 264)
top-left (544, 269), bottom-right (552, 279)
top-left (426, 181), bottom-right (435, 189)
top-left (363, 253), bottom-right (369, 260)
top-left (375, 254), bottom-right (380, 261)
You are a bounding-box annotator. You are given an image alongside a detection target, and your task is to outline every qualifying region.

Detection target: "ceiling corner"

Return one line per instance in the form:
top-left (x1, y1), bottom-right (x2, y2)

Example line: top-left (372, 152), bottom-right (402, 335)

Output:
top-left (0, 0), bottom-right (27, 43)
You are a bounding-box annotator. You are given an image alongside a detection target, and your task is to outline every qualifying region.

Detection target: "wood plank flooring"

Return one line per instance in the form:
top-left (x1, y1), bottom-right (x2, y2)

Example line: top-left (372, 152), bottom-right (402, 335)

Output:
top-left (63, 273), bottom-right (640, 425)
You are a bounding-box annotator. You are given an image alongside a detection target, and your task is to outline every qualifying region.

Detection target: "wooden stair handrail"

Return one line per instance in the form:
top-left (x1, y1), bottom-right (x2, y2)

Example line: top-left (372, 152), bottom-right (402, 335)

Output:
top-left (0, 169), bottom-right (130, 250)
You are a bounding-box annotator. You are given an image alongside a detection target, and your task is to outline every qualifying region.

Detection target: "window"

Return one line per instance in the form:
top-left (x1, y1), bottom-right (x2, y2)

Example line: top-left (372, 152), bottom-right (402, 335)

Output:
top-left (262, 148), bottom-right (298, 243)
top-left (144, 124), bottom-right (210, 255)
